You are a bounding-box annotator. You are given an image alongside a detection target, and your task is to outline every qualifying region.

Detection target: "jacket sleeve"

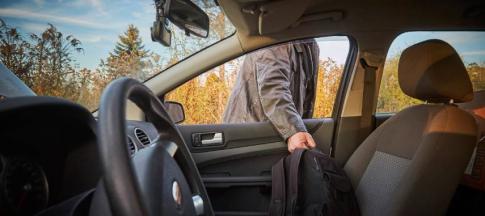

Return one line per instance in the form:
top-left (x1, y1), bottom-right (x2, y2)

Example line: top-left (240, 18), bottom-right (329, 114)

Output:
top-left (255, 45), bottom-right (307, 140)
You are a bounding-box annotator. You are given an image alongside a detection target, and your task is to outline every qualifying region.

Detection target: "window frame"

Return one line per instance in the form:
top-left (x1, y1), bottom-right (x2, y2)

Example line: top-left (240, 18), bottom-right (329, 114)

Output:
top-left (162, 35), bottom-right (357, 125)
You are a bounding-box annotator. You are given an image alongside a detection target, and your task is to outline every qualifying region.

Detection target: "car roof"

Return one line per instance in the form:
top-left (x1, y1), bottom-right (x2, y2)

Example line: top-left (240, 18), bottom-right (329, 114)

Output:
top-left (218, 0), bottom-right (485, 55)
top-left (221, 0), bottom-right (485, 35)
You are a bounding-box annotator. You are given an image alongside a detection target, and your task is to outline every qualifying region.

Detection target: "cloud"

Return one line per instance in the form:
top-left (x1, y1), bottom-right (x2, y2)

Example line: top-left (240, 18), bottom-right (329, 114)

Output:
top-left (461, 50), bottom-right (485, 56)
top-left (429, 32), bottom-right (485, 45)
top-left (78, 34), bottom-right (114, 43)
top-left (0, 8), bottom-right (107, 29)
top-left (87, 0), bottom-right (106, 15)
top-left (34, 0), bottom-right (45, 6)
top-left (19, 22), bottom-right (47, 33)
top-left (80, 35), bottom-right (104, 43)
top-left (68, 0), bottom-right (106, 14)
top-left (132, 11), bottom-right (142, 19)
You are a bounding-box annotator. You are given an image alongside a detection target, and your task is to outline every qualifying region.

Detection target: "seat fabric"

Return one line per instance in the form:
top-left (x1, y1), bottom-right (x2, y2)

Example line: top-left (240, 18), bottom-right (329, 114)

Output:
top-left (344, 40), bottom-right (478, 216)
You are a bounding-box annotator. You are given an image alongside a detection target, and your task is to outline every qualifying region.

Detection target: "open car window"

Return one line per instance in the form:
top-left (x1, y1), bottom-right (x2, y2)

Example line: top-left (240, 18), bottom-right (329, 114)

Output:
top-left (0, 0), bottom-right (235, 111)
top-left (377, 31), bottom-right (485, 113)
top-left (165, 36), bottom-right (350, 124)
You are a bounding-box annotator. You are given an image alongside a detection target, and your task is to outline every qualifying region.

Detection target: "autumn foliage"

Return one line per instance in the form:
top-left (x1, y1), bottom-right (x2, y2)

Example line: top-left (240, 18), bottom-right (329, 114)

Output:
top-left (0, 1), bottom-right (235, 111)
top-left (2, 16), bottom-right (485, 124)
top-left (0, 20), bottom-right (155, 110)
top-left (165, 56), bottom-right (345, 124)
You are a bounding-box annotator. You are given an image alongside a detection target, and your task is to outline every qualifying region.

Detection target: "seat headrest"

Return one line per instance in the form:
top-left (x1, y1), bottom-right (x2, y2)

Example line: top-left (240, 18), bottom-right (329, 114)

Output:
top-left (398, 39), bottom-right (473, 103)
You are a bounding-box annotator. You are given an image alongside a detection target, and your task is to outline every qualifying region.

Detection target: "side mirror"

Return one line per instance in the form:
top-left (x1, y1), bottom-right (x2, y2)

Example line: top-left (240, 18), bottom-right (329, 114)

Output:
top-left (164, 101), bottom-right (185, 124)
top-left (151, 0), bottom-right (210, 47)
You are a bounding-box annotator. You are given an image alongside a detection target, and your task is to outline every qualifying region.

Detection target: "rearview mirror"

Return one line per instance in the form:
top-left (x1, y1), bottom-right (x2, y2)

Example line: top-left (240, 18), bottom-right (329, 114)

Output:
top-left (151, 0), bottom-right (210, 47)
top-left (164, 101), bottom-right (185, 124)
top-left (168, 0), bottom-right (209, 38)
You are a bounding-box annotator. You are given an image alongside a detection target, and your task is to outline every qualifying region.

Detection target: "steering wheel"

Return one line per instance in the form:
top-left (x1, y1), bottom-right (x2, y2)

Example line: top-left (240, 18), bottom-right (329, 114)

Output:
top-left (95, 78), bottom-right (214, 216)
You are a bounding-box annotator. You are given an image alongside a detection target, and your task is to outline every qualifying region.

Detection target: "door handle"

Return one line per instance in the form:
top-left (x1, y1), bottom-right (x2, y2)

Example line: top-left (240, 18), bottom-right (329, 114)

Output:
top-left (201, 132), bottom-right (223, 145)
top-left (192, 132), bottom-right (224, 147)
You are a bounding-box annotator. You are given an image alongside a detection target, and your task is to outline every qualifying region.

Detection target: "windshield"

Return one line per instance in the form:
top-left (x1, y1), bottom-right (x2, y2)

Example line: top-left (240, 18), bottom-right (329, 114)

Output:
top-left (0, 0), bottom-right (235, 110)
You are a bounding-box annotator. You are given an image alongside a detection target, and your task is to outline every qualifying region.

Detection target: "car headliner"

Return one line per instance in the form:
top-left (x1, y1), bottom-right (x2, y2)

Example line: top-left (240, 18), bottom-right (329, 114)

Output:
top-left (219, 0), bottom-right (485, 54)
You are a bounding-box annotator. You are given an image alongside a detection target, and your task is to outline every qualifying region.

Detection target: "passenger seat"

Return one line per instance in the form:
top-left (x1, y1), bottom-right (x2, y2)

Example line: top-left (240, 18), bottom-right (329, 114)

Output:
top-left (459, 90), bottom-right (485, 189)
top-left (344, 39), bottom-right (478, 216)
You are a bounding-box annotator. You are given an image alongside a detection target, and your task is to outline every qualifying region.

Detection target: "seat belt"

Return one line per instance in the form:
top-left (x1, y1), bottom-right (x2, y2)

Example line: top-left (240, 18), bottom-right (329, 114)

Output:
top-left (359, 58), bottom-right (378, 142)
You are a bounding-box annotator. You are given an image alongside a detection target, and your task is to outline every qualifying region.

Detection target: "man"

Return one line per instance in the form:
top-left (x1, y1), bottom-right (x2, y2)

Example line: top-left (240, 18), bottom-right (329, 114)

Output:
top-left (223, 39), bottom-right (320, 153)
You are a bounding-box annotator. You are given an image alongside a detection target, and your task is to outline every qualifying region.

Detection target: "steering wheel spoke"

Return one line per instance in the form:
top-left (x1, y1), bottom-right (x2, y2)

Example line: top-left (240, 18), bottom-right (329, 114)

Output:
top-left (151, 136), bottom-right (178, 157)
top-left (95, 78), bottom-right (213, 216)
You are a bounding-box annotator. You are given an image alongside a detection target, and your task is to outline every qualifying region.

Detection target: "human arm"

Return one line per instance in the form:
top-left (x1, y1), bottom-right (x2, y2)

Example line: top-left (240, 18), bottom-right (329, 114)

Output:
top-left (254, 45), bottom-right (316, 152)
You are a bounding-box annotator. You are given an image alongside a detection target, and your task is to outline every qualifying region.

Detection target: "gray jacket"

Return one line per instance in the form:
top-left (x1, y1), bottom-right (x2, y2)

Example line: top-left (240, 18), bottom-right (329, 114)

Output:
top-left (223, 39), bottom-right (320, 140)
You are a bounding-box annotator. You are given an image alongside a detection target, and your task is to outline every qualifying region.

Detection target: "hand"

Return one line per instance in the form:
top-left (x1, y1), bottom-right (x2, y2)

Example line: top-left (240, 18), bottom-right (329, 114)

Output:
top-left (287, 132), bottom-right (316, 153)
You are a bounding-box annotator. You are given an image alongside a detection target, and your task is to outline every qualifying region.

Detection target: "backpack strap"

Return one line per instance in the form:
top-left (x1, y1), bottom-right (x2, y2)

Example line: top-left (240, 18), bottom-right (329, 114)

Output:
top-left (288, 149), bottom-right (305, 215)
top-left (269, 157), bottom-right (286, 216)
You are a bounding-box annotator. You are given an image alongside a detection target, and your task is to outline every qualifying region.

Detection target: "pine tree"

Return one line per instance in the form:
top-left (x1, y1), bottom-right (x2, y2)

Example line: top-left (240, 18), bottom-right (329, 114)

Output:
top-left (112, 24), bottom-right (147, 58)
top-left (101, 24), bottom-right (149, 79)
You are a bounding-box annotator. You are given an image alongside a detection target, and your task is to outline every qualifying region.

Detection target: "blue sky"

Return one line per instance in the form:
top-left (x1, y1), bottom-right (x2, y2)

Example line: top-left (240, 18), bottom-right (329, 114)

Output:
top-left (0, 0), bottom-right (164, 70)
top-left (316, 36), bottom-right (349, 64)
top-left (1, 0), bottom-right (484, 72)
top-left (0, 0), bottom-right (352, 72)
top-left (388, 32), bottom-right (485, 64)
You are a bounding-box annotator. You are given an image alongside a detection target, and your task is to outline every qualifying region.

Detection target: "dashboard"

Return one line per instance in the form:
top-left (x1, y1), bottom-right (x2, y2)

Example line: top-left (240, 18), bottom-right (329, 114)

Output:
top-left (0, 96), bottom-right (159, 215)
top-left (0, 156), bottom-right (49, 215)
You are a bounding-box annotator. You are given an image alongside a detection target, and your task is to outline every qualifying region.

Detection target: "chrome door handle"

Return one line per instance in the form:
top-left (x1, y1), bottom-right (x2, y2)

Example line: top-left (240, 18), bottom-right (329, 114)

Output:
top-left (201, 133), bottom-right (223, 145)
top-left (192, 132), bottom-right (224, 147)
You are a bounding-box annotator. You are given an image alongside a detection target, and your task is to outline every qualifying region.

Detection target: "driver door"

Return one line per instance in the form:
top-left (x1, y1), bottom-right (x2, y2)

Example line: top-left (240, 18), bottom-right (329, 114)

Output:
top-left (165, 36), bottom-right (351, 215)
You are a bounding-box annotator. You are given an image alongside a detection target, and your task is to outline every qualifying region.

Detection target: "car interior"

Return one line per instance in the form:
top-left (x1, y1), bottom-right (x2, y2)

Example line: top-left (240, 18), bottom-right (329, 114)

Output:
top-left (1, 0), bottom-right (485, 215)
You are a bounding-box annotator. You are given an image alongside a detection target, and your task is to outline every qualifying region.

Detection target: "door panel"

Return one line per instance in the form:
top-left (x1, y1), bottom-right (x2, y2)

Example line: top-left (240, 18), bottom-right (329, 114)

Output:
top-left (177, 118), bottom-right (335, 215)
top-left (178, 118), bottom-right (332, 153)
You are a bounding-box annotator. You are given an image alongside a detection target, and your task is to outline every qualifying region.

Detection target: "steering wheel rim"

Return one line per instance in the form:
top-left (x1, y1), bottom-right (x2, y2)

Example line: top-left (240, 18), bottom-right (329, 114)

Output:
top-left (96, 77), bottom-right (213, 216)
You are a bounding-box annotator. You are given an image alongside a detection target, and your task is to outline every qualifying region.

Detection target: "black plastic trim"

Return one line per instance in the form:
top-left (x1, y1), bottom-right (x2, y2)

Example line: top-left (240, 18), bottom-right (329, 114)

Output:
top-left (203, 176), bottom-right (272, 188)
top-left (329, 36), bottom-right (358, 157)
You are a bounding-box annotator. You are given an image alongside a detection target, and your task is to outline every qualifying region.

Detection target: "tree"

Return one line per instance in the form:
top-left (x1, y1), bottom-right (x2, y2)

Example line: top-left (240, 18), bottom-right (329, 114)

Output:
top-left (112, 24), bottom-right (147, 58)
top-left (101, 24), bottom-right (149, 80)
top-left (0, 20), bottom-right (84, 100)
top-left (28, 24), bottom-right (83, 98)
top-left (467, 62), bottom-right (485, 90)
top-left (376, 55), bottom-right (421, 112)
top-left (313, 58), bottom-right (345, 118)
top-left (0, 19), bottom-right (33, 85)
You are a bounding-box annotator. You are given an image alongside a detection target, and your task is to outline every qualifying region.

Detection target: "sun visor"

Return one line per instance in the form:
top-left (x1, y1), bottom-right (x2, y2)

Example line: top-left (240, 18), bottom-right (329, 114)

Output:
top-left (257, 0), bottom-right (311, 35)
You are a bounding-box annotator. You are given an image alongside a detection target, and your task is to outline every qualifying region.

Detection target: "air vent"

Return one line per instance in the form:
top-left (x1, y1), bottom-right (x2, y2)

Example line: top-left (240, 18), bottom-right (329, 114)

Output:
top-left (127, 137), bottom-right (137, 155)
top-left (134, 128), bottom-right (151, 146)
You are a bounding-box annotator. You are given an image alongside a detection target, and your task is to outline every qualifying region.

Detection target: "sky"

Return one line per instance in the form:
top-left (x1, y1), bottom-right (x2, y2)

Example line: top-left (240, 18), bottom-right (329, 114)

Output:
top-left (316, 36), bottom-right (350, 64)
top-left (387, 32), bottom-right (485, 64)
top-left (0, 0), bottom-right (352, 72)
top-left (0, 0), bottom-right (484, 73)
top-left (0, 0), bottom-right (164, 70)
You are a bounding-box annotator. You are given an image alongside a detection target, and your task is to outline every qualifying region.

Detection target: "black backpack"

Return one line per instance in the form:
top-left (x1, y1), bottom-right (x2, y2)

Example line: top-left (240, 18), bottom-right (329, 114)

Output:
top-left (269, 149), bottom-right (360, 216)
